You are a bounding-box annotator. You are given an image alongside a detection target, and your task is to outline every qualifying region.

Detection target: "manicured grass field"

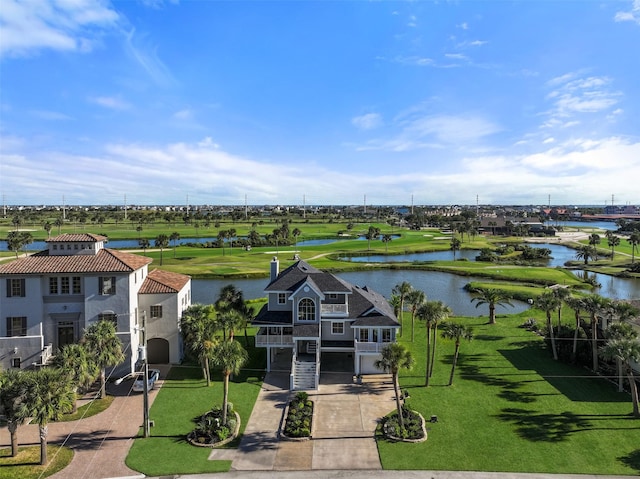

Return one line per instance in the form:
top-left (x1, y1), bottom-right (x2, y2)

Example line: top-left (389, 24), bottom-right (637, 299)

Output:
top-left (378, 311), bottom-right (640, 475)
top-left (0, 445), bottom-right (73, 479)
top-left (125, 334), bottom-right (265, 476)
top-left (56, 396), bottom-right (114, 422)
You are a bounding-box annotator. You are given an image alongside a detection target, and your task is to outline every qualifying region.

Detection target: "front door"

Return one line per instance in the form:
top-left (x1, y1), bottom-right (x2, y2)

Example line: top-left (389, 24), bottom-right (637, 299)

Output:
top-left (57, 321), bottom-right (76, 349)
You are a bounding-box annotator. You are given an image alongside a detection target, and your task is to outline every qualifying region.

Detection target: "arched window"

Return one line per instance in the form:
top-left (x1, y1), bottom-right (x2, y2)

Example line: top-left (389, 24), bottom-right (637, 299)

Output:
top-left (298, 298), bottom-right (316, 321)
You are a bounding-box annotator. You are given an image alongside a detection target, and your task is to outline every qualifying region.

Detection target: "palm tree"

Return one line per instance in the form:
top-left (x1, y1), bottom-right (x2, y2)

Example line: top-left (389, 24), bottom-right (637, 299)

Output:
top-left (228, 228), bottom-right (237, 251)
top-left (139, 238), bottom-right (150, 256)
top-left (629, 232), bottom-right (640, 263)
top-left (566, 296), bottom-right (585, 363)
top-left (470, 288), bottom-right (514, 325)
top-left (365, 225), bottom-right (380, 250)
top-left (292, 228), bottom-right (302, 249)
top-left (54, 217), bottom-right (63, 234)
top-left (43, 221), bottom-right (52, 238)
top-left (416, 300), bottom-right (451, 386)
top-left (599, 337), bottom-right (640, 417)
top-left (0, 369), bottom-right (29, 457)
top-left (52, 343), bottom-right (98, 413)
top-left (588, 233), bottom-right (601, 259)
top-left (155, 234), bottom-right (169, 266)
top-left (450, 237), bottom-right (461, 260)
top-left (210, 340), bottom-right (248, 425)
top-left (181, 304), bottom-right (217, 385)
top-left (606, 232), bottom-right (620, 261)
top-left (83, 320), bottom-right (125, 399)
top-left (389, 294), bottom-right (401, 319)
top-left (535, 291), bottom-right (560, 360)
top-left (24, 368), bottom-right (75, 465)
top-left (374, 343), bottom-right (414, 432)
top-left (582, 294), bottom-right (612, 372)
top-left (575, 244), bottom-right (596, 265)
top-left (441, 322), bottom-right (474, 386)
top-left (170, 231), bottom-right (181, 258)
top-left (392, 281), bottom-right (412, 337)
top-left (551, 286), bottom-right (571, 331)
top-left (215, 284), bottom-right (245, 341)
top-left (605, 322), bottom-right (639, 392)
top-left (382, 234), bottom-right (392, 253)
top-left (406, 289), bottom-right (426, 342)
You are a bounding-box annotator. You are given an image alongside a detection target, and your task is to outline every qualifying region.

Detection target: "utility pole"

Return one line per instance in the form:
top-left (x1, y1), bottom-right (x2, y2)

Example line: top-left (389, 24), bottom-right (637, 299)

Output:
top-left (141, 311), bottom-right (150, 438)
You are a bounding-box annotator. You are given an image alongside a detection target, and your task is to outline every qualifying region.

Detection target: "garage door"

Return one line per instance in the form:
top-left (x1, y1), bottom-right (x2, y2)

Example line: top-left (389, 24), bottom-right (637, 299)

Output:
top-left (360, 355), bottom-right (382, 375)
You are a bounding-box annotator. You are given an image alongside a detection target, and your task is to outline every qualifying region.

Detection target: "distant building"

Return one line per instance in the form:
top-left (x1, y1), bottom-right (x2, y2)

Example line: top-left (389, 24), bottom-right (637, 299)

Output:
top-left (0, 234), bottom-right (190, 373)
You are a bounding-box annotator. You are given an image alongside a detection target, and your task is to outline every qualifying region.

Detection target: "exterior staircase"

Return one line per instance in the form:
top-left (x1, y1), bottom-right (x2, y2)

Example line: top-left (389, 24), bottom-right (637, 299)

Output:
top-left (292, 359), bottom-right (317, 390)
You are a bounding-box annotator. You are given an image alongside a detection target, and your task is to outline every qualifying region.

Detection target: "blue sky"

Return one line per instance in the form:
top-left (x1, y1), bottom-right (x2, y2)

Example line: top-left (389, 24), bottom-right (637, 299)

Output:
top-left (1, 0), bottom-right (639, 206)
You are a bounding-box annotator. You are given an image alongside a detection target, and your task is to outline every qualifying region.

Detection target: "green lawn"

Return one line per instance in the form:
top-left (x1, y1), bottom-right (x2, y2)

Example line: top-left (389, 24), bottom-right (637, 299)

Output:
top-left (0, 445), bottom-right (73, 479)
top-left (125, 334), bottom-right (265, 476)
top-left (378, 311), bottom-right (640, 475)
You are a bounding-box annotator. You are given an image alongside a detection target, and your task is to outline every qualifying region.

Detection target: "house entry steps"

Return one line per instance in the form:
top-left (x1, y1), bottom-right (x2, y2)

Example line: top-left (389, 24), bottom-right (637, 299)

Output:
top-left (293, 359), bottom-right (317, 390)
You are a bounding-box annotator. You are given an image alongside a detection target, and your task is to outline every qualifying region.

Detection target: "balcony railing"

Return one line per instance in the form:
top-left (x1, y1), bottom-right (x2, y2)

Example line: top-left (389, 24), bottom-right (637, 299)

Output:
top-left (41, 343), bottom-right (53, 365)
top-left (255, 334), bottom-right (293, 347)
top-left (321, 303), bottom-right (347, 315)
top-left (354, 340), bottom-right (392, 353)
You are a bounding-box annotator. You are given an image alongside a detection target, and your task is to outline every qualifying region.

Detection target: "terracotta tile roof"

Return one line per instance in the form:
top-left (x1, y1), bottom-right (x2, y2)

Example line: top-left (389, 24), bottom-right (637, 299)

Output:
top-left (46, 233), bottom-right (108, 242)
top-left (139, 269), bottom-right (190, 294)
top-left (0, 249), bottom-right (152, 275)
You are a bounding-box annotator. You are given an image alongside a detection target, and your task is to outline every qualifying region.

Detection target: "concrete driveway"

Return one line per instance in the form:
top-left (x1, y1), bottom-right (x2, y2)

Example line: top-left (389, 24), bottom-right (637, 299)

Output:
top-left (210, 371), bottom-right (396, 471)
top-left (0, 364), bottom-right (171, 479)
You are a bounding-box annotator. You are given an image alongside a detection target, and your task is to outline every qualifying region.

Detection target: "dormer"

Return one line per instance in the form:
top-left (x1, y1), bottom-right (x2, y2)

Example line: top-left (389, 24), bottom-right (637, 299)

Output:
top-left (46, 233), bottom-right (107, 256)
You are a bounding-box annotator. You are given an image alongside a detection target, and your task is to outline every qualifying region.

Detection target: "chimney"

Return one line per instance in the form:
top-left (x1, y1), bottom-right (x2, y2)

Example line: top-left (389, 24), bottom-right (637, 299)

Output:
top-left (270, 256), bottom-right (279, 282)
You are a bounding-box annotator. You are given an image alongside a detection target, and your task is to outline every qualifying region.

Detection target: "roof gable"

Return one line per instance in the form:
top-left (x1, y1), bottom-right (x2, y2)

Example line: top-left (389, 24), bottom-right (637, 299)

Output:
top-left (139, 269), bottom-right (190, 294)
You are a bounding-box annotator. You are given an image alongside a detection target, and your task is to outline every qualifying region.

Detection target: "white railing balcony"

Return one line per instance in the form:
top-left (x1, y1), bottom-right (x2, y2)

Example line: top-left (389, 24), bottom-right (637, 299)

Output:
top-left (255, 334), bottom-right (293, 347)
top-left (355, 341), bottom-right (392, 353)
top-left (321, 303), bottom-right (348, 315)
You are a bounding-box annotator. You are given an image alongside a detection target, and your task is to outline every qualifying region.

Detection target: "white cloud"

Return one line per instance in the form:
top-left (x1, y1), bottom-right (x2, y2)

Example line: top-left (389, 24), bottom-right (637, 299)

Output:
top-left (174, 109), bottom-right (193, 121)
top-left (89, 96), bottom-right (131, 110)
top-left (352, 113), bottom-right (383, 130)
top-left (0, 0), bottom-right (120, 58)
top-left (30, 110), bottom-right (73, 120)
top-left (124, 28), bottom-right (176, 87)
top-left (444, 53), bottom-right (468, 60)
top-left (457, 22), bottom-right (469, 30)
top-left (614, 0), bottom-right (640, 25)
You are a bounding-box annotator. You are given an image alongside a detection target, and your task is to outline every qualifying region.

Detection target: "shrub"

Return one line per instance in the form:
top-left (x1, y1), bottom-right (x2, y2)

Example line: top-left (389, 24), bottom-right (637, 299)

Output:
top-left (284, 394), bottom-right (313, 438)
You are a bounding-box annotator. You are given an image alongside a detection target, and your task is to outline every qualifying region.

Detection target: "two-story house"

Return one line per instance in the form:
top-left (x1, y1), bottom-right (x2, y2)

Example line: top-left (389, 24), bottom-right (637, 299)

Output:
top-left (0, 233), bottom-right (190, 375)
top-left (253, 257), bottom-right (399, 389)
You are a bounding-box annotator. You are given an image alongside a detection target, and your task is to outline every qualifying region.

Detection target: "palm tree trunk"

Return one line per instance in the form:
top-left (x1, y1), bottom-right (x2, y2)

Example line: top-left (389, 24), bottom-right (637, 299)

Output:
top-left (618, 360), bottom-right (624, 392)
top-left (100, 369), bottom-right (106, 399)
top-left (425, 326), bottom-right (432, 386)
top-left (39, 425), bottom-right (48, 465)
top-left (627, 368), bottom-right (640, 418)
top-left (8, 423), bottom-right (18, 457)
top-left (489, 304), bottom-right (496, 324)
top-left (572, 312), bottom-right (580, 363)
top-left (392, 372), bottom-right (405, 431)
top-left (448, 343), bottom-right (460, 386)
top-left (429, 324), bottom-right (439, 378)
top-left (411, 313), bottom-right (415, 342)
top-left (222, 373), bottom-right (230, 425)
top-left (201, 357), bottom-right (211, 387)
top-left (547, 313), bottom-right (558, 360)
top-left (591, 317), bottom-right (599, 371)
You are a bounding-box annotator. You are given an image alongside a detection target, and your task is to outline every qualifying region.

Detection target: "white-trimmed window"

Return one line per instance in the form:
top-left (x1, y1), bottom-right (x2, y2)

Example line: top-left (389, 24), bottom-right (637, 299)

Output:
top-left (331, 322), bottom-right (344, 335)
top-left (298, 298), bottom-right (315, 321)
top-left (150, 305), bottom-right (163, 319)
top-left (6, 279), bottom-right (25, 298)
top-left (329, 293), bottom-right (338, 299)
top-left (72, 277), bottom-right (81, 294)
top-left (61, 277), bottom-right (70, 294)
top-left (49, 277), bottom-right (58, 294)
top-left (382, 329), bottom-right (392, 342)
top-left (99, 276), bottom-right (116, 295)
top-left (6, 316), bottom-right (27, 337)
top-left (359, 329), bottom-right (369, 342)
top-left (277, 293), bottom-right (287, 304)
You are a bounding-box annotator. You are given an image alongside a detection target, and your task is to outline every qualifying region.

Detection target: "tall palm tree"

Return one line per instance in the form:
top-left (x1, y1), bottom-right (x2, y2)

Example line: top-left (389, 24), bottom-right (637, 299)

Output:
top-left (588, 233), bottom-right (601, 259)
top-left (470, 288), bottom-right (514, 325)
top-left (52, 343), bottom-right (98, 412)
top-left (155, 234), bottom-right (169, 266)
top-left (450, 237), bottom-right (461, 260)
top-left (170, 231), bottom-right (181, 258)
top-left (629, 232), bottom-right (640, 263)
top-left (382, 234), bottom-right (392, 253)
top-left (215, 285), bottom-right (245, 341)
top-left (389, 294), bottom-right (401, 319)
top-left (210, 340), bottom-right (248, 425)
top-left (551, 286), bottom-right (571, 331)
top-left (606, 232), bottom-right (620, 261)
top-left (582, 294), bottom-right (612, 372)
top-left (599, 337), bottom-right (640, 417)
top-left (392, 281), bottom-right (412, 337)
top-left (575, 245), bottom-right (596, 265)
top-left (43, 221), bottom-right (52, 238)
top-left (535, 291), bottom-right (560, 360)
top-left (24, 368), bottom-right (75, 465)
top-left (566, 296), bottom-right (585, 363)
top-left (0, 369), bottom-right (29, 457)
top-left (406, 289), bottom-right (426, 342)
top-left (181, 304), bottom-right (217, 386)
top-left (83, 320), bottom-right (125, 399)
top-left (374, 343), bottom-right (414, 432)
top-left (54, 217), bottom-right (63, 234)
top-left (416, 300), bottom-right (452, 386)
top-left (292, 228), bottom-right (302, 249)
top-left (605, 322), bottom-right (639, 392)
top-left (139, 238), bottom-right (150, 256)
top-left (441, 322), bottom-right (474, 386)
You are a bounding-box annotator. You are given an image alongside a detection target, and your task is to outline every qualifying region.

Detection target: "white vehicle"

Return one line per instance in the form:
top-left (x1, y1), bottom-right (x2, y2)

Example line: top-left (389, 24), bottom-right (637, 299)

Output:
top-left (132, 369), bottom-right (160, 392)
